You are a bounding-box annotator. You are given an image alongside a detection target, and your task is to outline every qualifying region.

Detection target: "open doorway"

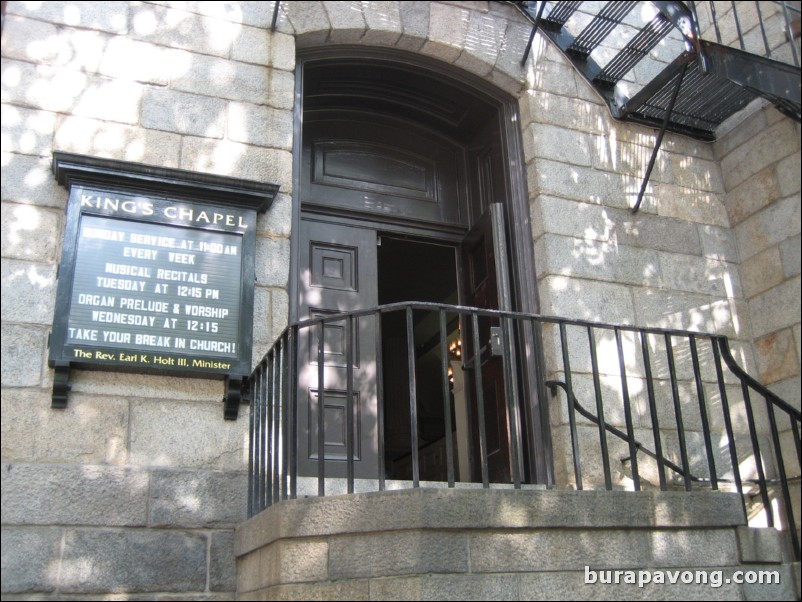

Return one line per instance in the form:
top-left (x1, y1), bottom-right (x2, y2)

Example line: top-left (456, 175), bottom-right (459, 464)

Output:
top-left (293, 48), bottom-right (550, 485)
top-left (377, 236), bottom-right (460, 481)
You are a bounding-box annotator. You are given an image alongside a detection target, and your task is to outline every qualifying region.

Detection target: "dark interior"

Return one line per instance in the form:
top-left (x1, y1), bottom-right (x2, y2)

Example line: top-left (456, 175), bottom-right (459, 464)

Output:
top-left (377, 236), bottom-right (460, 480)
top-left (377, 236), bottom-right (458, 307)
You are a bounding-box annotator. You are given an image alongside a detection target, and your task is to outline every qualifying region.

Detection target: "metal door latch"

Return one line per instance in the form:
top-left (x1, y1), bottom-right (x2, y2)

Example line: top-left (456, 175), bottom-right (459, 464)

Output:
top-left (490, 326), bottom-right (503, 356)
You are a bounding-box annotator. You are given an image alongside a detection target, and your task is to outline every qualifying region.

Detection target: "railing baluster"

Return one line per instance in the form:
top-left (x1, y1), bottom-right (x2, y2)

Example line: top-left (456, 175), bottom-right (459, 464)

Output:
top-left (272, 342), bottom-right (281, 503)
top-left (262, 347), bottom-right (275, 508)
top-left (711, 338), bottom-right (744, 513)
top-left (588, 326), bottom-right (612, 490)
top-left (289, 325), bottom-right (298, 500)
top-left (406, 307), bottom-right (420, 487)
top-left (688, 1), bottom-right (709, 72)
top-left (740, 382), bottom-right (773, 527)
top-left (709, 2), bottom-right (722, 43)
top-left (376, 313), bottom-right (386, 491)
top-left (731, 1), bottom-right (746, 49)
top-left (317, 320), bottom-right (325, 497)
top-left (665, 334), bottom-right (691, 491)
top-left (559, 322), bottom-right (582, 490)
top-left (266, 351), bottom-right (274, 508)
top-left (257, 366), bottom-right (263, 511)
top-left (520, 0), bottom-right (548, 66)
top-left (346, 315), bottom-right (355, 494)
top-left (532, 318), bottom-right (555, 487)
top-left (274, 350), bottom-right (281, 503)
top-left (247, 364), bottom-right (256, 517)
top-left (460, 314), bottom-right (475, 477)
top-left (440, 310), bottom-right (456, 487)
top-left (690, 335), bottom-right (717, 490)
top-left (251, 363), bottom-right (260, 513)
top-left (754, 1), bottom-right (772, 57)
top-left (780, 0), bottom-right (801, 67)
top-left (718, 336), bottom-right (801, 561)
top-left (791, 413), bottom-right (802, 560)
top-left (502, 316), bottom-right (523, 488)
top-left (640, 331), bottom-right (666, 491)
top-left (765, 397), bottom-right (799, 556)
top-left (471, 312), bottom-right (489, 488)
top-left (281, 331), bottom-right (290, 501)
top-left (260, 356), bottom-right (269, 511)
top-left (616, 328), bottom-right (640, 491)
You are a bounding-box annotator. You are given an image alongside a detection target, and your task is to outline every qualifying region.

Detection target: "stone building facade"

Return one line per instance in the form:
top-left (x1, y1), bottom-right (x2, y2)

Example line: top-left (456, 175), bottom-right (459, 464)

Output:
top-left (1, 1), bottom-right (800, 599)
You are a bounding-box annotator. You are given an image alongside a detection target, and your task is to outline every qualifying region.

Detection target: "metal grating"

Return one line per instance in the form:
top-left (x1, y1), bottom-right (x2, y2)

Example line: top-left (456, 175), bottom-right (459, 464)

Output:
top-left (567, 1), bottom-right (637, 57)
top-left (632, 64), bottom-right (758, 133)
top-left (542, 1), bottom-right (582, 28)
top-left (515, 0), bottom-right (801, 138)
top-left (595, 13), bottom-right (673, 84)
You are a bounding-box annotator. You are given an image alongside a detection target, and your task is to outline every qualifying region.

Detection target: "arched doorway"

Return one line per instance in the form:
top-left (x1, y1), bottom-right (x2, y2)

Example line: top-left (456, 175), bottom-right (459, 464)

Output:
top-left (290, 47), bottom-right (550, 484)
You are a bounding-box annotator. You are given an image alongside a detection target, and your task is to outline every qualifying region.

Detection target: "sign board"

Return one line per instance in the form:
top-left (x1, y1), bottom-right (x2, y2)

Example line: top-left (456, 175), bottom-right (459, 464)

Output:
top-left (49, 186), bottom-right (256, 380)
top-left (48, 152), bottom-right (278, 418)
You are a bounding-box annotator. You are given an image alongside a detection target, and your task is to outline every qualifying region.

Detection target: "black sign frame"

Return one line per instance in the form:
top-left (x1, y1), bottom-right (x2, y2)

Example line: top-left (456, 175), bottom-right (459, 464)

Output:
top-left (49, 152), bottom-right (279, 419)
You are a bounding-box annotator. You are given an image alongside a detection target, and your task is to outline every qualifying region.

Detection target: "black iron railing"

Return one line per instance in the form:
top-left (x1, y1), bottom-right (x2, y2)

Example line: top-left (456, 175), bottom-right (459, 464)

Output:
top-left (247, 302), bottom-right (801, 561)
top-left (516, 1), bottom-right (801, 140)
top-left (518, 1), bottom-right (801, 68)
top-left (690, 1), bottom-right (801, 68)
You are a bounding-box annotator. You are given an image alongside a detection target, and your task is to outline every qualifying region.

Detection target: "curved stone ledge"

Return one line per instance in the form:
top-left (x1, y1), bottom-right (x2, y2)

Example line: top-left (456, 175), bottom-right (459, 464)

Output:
top-left (233, 488), bottom-right (802, 600)
top-left (236, 487), bottom-right (746, 556)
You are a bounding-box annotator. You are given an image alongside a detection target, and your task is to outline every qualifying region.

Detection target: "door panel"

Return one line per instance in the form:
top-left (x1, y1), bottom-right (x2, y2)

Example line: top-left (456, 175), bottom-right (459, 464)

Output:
top-left (467, 115), bottom-right (508, 223)
top-left (298, 219), bottom-right (379, 478)
top-left (302, 113), bottom-right (467, 226)
top-left (461, 203), bottom-right (519, 483)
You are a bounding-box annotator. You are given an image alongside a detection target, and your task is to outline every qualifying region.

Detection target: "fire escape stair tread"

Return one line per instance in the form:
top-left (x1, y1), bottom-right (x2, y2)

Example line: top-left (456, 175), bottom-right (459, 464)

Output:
top-left (566, 1), bottom-right (639, 57)
top-left (618, 51), bottom-right (761, 139)
top-left (700, 40), bottom-right (802, 121)
top-left (621, 42), bottom-right (802, 137)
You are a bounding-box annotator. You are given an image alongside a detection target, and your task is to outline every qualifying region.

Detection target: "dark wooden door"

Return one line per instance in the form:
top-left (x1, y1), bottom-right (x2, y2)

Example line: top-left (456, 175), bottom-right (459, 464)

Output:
top-left (297, 219), bottom-right (379, 478)
top-left (461, 203), bottom-right (519, 483)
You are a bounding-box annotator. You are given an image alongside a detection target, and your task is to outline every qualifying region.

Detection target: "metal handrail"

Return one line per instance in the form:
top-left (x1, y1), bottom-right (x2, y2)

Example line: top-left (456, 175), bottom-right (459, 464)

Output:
top-left (547, 379), bottom-right (715, 485)
top-left (247, 301), bottom-right (801, 561)
top-left (545, 329), bottom-right (800, 561)
top-left (717, 335), bottom-right (801, 558)
top-left (546, 378), bottom-right (801, 486)
top-left (686, 1), bottom-right (801, 67)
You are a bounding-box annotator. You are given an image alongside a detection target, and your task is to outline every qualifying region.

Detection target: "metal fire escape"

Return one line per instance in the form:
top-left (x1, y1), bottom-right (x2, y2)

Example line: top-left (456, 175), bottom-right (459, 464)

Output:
top-left (513, 1), bottom-right (802, 210)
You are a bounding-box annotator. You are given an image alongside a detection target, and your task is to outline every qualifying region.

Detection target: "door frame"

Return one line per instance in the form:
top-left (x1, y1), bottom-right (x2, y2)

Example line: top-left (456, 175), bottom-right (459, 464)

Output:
top-left (289, 46), bottom-right (552, 484)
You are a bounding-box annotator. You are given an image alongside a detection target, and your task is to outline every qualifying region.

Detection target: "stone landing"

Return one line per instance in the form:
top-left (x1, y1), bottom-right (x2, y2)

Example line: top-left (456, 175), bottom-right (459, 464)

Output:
top-left (235, 488), bottom-right (799, 600)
